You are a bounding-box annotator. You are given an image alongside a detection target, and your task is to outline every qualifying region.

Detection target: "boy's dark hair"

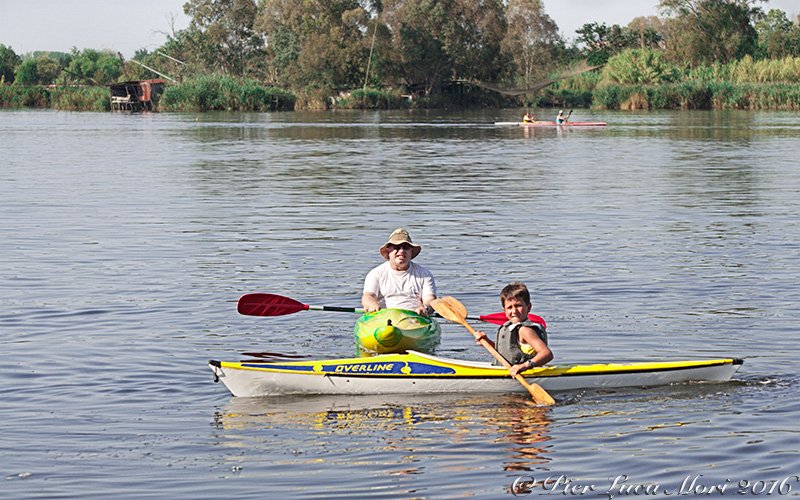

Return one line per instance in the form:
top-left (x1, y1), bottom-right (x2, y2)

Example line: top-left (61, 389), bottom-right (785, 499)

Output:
top-left (500, 282), bottom-right (531, 306)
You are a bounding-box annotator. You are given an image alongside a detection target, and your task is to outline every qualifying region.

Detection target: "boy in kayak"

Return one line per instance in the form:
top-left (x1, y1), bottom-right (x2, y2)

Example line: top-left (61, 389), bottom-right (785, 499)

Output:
top-left (522, 111), bottom-right (535, 123)
top-left (361, 228), bottom-right (437, 316)
top-left (474, 282), bottom-right (553, 377)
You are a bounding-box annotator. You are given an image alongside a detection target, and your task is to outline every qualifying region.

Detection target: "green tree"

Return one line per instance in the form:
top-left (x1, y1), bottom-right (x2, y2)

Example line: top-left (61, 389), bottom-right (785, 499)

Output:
top-left (60, 49), bottom-right (123, 85)
top-left (502, 0), bottom-right (560, 86)
top-left (446, 0), bottom-right (507, 82)
top-left (14, 59), bottom-right (38, 85)
top-left (255, 0), bottom-right (305, 85)
top-left (115, 49), bottom-right (177, 82)
top-left (627, 16), bottom-right (666, 50)
top-left (255, 0), bottom-right (373, 90)
top-left (269, 25), bottom-right (300, 83)
top-left (382, 0), bottom-right (506, 94)
top-left (574, 21), bottom-right (661, 65)
top-left (754, 8), bottom-right (800, 58)
top-left (15, 54), bottom-right (64, 85)
top-left (183, 0), bottom-right (265, 76)
top-left (382, 0), bottom-right (451, 94)
top-left (36, 54), bottom-right (65, 84)
top-left (151, 33), bottom-right (199, 81)
top-left (659, 0), bottom-right (762, 65)
top-left (0, 44), bottom-right (21, 83)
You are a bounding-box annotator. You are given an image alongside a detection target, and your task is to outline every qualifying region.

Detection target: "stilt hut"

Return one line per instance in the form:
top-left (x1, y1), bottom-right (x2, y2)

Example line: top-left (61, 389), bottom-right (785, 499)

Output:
top-left (109, 79), bottom-right (166, 112)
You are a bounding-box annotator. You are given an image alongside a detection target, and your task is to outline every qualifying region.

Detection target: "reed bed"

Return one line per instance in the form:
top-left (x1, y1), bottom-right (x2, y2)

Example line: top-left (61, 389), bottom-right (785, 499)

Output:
top-left (159, 74), bottom-right (296, 112)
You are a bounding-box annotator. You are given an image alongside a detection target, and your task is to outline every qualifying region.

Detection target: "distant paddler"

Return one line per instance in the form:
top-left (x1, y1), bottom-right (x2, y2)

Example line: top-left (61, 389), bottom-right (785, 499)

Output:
top-left (522, 111), bottom-right (535, 123)
top-left (556, 109), bottom-right (572, 125)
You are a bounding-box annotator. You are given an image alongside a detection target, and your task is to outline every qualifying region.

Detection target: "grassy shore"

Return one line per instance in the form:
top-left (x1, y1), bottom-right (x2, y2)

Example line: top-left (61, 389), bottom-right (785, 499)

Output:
top-left (3, 61), bottom-right (799, 112)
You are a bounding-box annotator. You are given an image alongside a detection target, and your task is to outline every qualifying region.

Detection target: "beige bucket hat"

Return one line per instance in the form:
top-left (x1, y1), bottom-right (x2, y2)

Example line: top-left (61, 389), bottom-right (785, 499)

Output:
top-left (379, 228), bottom-right (422, 260)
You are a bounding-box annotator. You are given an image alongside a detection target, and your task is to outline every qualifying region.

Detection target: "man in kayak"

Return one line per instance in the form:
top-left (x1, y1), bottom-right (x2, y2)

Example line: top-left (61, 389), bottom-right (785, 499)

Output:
top-left (474, 282), bottom-right (553, 377)
top-left (361, 228), bottom-right (437, 316)
top-left (555, 110), bottom-right (567, 124)
top-left (523, 111), bottom-right (535, 123)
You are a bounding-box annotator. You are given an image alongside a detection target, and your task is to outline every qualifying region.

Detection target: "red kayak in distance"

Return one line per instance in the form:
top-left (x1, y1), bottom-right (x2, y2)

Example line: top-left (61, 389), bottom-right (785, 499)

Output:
top-left (495, 121), bottom-right (607, 127)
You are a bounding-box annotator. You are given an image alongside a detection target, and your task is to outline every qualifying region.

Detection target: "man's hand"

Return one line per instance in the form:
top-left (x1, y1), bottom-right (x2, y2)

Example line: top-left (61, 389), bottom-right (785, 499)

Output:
top-left (361, 293), bottom-right (382, 313)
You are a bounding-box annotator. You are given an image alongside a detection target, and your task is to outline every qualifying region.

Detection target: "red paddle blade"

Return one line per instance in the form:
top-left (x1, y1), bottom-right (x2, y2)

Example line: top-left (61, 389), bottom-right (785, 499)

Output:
top-left (237, 293), bottom-right (308, 316)
top-left (477, 312), bottom-right (507, 325)
top-left (477, 312), bottom-right (547, 329)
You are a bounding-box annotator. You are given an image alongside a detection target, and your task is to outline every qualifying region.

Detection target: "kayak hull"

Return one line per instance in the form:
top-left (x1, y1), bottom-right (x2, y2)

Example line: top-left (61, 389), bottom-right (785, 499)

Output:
top-left (495, 121), bottom-right (607, 127)
top-left (209, 351), bottom-right (743, 398)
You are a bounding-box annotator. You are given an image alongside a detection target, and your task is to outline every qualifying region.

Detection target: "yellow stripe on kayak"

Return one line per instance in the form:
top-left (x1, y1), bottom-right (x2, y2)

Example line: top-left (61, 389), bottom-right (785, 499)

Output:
top-left (219, 353), bottom-right (740, 378)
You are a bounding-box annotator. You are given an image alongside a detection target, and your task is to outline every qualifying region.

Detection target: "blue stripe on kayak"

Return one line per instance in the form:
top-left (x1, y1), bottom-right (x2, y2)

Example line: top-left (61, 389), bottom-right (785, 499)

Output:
top-left (405, 362), bottom-right (455, 374)
top-left (241, 363), bottom-right (318, 372)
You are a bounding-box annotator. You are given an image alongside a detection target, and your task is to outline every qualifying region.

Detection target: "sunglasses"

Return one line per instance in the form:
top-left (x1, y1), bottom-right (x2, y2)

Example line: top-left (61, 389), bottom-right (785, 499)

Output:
top-left (388, 243), bottom-right (413, 252)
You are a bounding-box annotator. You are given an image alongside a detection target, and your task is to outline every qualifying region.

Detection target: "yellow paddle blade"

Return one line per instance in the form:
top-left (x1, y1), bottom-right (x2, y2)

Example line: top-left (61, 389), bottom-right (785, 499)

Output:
top-left (430, 296), bottom-right (468, 325)
top-left (528, 381), bottom-right (556, 406)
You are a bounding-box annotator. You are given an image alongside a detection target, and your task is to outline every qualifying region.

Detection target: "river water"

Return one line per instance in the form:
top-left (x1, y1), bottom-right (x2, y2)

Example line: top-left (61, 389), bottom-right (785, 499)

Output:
top-left (2, 108), bottom-right (799, 498)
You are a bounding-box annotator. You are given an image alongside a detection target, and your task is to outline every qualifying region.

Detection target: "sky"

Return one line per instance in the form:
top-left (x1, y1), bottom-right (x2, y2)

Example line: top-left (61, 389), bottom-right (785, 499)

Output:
top-left (1, 1), bottom-right (799, 58)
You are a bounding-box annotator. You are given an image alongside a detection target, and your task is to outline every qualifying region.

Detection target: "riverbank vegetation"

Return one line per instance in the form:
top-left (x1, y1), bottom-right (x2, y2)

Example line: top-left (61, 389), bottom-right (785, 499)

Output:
top-left (1, 0), bottom-right (799, 112)
top-left (159, 74), bottom-right (295, 111)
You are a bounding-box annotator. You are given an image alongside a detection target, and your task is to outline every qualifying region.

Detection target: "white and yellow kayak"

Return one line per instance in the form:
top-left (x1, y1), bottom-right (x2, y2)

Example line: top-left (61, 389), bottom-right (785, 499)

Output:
top-left (209, 351), bottom-right (743, 398)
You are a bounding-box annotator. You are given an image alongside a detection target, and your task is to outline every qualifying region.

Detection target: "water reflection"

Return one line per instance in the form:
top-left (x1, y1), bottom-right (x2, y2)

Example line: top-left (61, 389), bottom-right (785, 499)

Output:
top-left (212, 393), bottom-right (553, 474)
top-left (599, 109), bottom-right (800, 141)
top-left (519, 125), bottom-right (589, 139)
top-left (669, 110), bottom-right (756, 143)
top-left (489, 396), bottom-right (553, 471)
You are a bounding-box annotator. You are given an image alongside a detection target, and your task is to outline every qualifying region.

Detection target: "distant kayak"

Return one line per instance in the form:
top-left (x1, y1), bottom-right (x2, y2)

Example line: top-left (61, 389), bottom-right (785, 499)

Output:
top-left (495, 121), bottom-right (607, 127)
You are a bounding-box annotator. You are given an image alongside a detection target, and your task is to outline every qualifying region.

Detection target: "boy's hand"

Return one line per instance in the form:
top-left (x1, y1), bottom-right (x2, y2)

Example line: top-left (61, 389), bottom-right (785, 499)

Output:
top-left (509, 362), bottom-right (529, 378)
top-left (473, 331), bottom-right (488, 344)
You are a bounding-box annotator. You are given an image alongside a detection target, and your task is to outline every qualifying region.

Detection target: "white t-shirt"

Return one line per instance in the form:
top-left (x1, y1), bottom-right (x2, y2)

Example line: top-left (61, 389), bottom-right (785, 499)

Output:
top-left (363, 261), bottom-right (437, 311)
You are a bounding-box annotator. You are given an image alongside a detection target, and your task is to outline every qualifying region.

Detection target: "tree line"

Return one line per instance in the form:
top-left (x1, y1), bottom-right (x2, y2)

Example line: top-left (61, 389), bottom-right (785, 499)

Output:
top-left (1, 0), bottom-right (800, 111)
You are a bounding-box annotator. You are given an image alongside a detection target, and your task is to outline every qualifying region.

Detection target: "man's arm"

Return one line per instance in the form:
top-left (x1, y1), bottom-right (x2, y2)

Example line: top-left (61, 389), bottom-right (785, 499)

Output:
top-left (361, 292), bottom-right (381, 313)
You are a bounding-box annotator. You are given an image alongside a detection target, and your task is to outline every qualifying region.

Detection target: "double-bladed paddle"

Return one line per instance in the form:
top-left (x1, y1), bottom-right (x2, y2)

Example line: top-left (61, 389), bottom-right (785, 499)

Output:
top-left (237, 293), bottom-right (546, 327)
top-left (430, 296), bottom-right (555, 406)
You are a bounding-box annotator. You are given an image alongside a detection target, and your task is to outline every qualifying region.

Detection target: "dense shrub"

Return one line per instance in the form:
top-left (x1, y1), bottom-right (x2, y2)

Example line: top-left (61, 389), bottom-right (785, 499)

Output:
top-left (414, 84), bottom-right (516, 109)
top-left (592, 85), bottom-right (626, 109)
top-left (601, 49), bottom-right (679, 86)
top-left (592, 80), bottom-right (800, 110)
top-left (336, 88), bottom-right (408, 109)
top-left (50, 86), bottom-right (108, 111)
top-left (0, 85), bottom-right (50, 107)
top-left (693, 55), bottom-right (800, 84)
top-left (539, 88), bottom-right (593, 108)
top-left (160, 74), bottom-right (296, 112)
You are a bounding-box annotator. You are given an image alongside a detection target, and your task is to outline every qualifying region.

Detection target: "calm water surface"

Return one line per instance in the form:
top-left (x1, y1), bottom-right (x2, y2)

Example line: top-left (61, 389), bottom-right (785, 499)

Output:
top-left (2, 109), bottom-right (799, 498)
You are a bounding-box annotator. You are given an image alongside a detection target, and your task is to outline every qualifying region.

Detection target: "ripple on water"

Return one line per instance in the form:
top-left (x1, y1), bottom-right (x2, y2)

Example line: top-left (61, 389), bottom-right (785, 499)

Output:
top-left (2, 109), bottom-right (799, 498)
